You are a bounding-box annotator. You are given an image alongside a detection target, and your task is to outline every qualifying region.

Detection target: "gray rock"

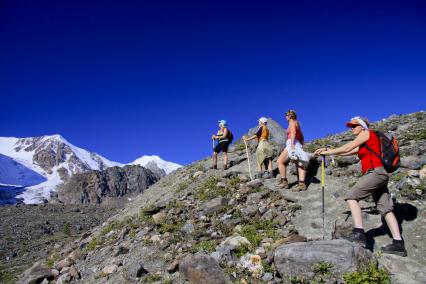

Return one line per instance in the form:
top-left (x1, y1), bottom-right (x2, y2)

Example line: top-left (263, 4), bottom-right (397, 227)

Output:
top-left (216, 182), bottom-right (227, 188)
top-left (246, 191), bottom-right (268, 204)
top-left (55, 258), bottom-right (74, 270)
top-left (401, 156), bottom-right (423, 170)
top-left (247, 179), bottom-right (263, 188)
top-left (182, 221), bottom-right (195, 234)
top-left (241, 205), bottom-right (259, 217)
top-left (152, 212), bottom-right (167, 224)
top-left (124, 262), bottom-right (149, 279)
top-left (17, 261), bottom-right (54, 284)
top-left (202, 197), bottom-right (230, 216)
top-left (220, 235), bottom-right (251, 250)
top-left (179, 253), bottom-right (230, 284)
top-left (56, 273), bottom-right (71, 284)
top-left (102, 264), bottom-right (118, 274)
top-left (114, 246), bottom-right (130, 256)
top-left (274, 240), bottom-right (372, 279)
top-left (193, 171), bottom-right (204, 178)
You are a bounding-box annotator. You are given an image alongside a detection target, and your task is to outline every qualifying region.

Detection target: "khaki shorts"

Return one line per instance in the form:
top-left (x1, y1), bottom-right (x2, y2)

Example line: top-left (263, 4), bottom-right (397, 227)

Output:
top-left (344, 167), bottom-right (393, 216)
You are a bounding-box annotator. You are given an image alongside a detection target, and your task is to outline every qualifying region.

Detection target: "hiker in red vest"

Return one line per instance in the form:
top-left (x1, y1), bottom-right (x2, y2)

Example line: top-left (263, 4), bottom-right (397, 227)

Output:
top-left (315, 116), bottom-right (406, 256)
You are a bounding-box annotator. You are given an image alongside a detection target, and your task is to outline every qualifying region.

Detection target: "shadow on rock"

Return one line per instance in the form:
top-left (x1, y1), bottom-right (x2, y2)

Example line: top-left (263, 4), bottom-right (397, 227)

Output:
top-left (365, 201), bottom-right (418, 251)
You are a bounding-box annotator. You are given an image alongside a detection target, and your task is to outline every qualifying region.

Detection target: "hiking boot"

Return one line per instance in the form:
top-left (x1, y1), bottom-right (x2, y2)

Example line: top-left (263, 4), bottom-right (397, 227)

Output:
top-left (292, 182), bottom-right (307, 192)
top-left (276, 178), bottom-right (289, 189)
top-left (341, 228), bottom-right (366, 244)
top-left (223, 164), bottom-right (228, 170)
top-left (210, 165), bottom-right (217, 170)
top-left (381, 240), bottom-right (407, 257)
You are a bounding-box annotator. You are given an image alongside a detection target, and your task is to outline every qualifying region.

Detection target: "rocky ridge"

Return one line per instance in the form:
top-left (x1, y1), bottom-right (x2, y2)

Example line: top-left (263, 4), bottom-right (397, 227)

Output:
top-left (12, 111), bottom-right (426, 284)
top-left (54, 165), bottom-right (160, 204)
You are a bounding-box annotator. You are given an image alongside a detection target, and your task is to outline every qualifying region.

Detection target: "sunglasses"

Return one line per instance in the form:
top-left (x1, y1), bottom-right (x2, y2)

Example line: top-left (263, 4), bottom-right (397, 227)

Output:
top-left (350, 124), bottom-right (360, 129)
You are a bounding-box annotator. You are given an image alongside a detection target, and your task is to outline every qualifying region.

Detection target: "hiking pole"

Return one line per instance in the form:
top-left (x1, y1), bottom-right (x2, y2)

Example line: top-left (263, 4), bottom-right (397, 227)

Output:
top-left (244, 139), bottom-right (253, 180)
top-left (321, 155), bottom-right (326, 240)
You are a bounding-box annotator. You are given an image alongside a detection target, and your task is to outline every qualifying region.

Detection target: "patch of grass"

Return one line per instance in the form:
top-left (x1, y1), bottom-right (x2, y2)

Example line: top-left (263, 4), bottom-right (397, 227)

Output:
top-left (262, 260), bottom-right (275, 274)
top-left (228, 176), bottom-right (241, 188)
top-left (45, 252), bottom-right (60, 268)
top-left (233, 143), bottom-right (246, 152)
top-left (196, 176), bottom-right (229, 201)
top-left (405, 129), bottom-right (426, 141)
top-left (62, 223), bottom-right (71, 236)
top-left (85, 237), bottom-right (103, 251)
top-left (176, 180), bottom-right (191, 192)
top-left (143, 274), bottom-right (162, 282)
top-left (240, 219), bottom-right (279, 247)
top-left (241, 225), bottom-right (262, 247)
top-left (192, 240), bottom-right (217, 253)
top-left (234, 242), bottom-right (253, 258)
top-left (248, 187), bottom-right (264, 194)
top-left (390, 173), bottom-right (404, 182)
top-left (343, 260), bottom-right (391, 284)
top-left (158, 221), bottom-right (183, 234)
top-left (312, 261), bottom-right (333, 276)
top-left (0, 264), bottom-right (17, 284)
top-left (101, 220), bottom-right (125, 236)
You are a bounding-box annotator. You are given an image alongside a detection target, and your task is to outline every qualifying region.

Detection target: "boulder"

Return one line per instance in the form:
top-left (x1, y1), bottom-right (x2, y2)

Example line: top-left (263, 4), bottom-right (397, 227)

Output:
top-left (247, 179), bottom-right (263, 188)
top-left (179, 253), bottom-right (230, 284)
top-left (202, 197), bottom-right (230, 216)
top-left (17, 261), bottom-right (54, 284)
top-left (400, 156), bottom-right (423, 170)
top-left (274, 239), bottom-right (372, 279)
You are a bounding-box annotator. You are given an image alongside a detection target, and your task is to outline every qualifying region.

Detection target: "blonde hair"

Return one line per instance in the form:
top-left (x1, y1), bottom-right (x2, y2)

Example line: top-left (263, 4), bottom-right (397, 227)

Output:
top-left (286, 110), bottom-right (297, 120)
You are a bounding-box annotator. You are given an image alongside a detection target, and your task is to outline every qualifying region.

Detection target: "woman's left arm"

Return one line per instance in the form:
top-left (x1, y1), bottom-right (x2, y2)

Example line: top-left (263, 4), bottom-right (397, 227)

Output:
top-left (318, 130), bottom-right (369, 156)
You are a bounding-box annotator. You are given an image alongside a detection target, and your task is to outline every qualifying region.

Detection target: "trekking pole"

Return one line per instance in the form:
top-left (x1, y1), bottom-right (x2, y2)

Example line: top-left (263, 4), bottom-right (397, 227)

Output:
top-left (244, 139), bottom-right (253, 180)
top-left (212, 138), bottom-right (215, 150)
top-left (321, 155), bottom-right (326, 240)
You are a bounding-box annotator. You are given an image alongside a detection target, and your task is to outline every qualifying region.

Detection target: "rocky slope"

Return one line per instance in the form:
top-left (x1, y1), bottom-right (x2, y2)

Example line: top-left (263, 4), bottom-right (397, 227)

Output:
top-left (54, 165), bottom-right (160, 204)
top-left (11, 111), bottom-right (426, 284)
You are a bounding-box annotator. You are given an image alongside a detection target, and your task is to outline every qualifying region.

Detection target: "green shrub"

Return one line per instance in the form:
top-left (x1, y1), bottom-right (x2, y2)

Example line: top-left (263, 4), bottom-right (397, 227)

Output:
top-left (0, 264), bottom-right (17, 284)
top-left (234, 242), bottom-right (252, 257)
top-left (196, 176), bottom-right (228, 201)
top-left (192, 240), bottom-right (217, 253)
top-left (343, 260), bottom-right (391, 284)
top-left (312, 261), bottom-right (333, 276)
top-left (62, 223), bottom-right (71, 236)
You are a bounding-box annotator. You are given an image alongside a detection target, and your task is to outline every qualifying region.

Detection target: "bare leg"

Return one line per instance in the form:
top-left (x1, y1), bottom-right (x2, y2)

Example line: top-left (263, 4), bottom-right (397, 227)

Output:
top-left (346, 200), bottom-right (364, 229)
top-left (277, 149), bottom-right (289, 179)
top-left (212, 152), bottom-right (218, 168)
top-left (297, 165), bottom-right (306, 182)
top-left (268, 159), bottom-right (273, 172)
top-left (384, 212), bottom-right (402, 240)
top-left (223, 152), bottom-right (228, 168)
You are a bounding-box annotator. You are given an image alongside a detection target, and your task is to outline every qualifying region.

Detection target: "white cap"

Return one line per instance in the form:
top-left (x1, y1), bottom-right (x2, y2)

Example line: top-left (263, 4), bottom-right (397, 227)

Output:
top-left (258, 117), bottom-right (268, 124)
top-left (218, 119), bottom-right (227, 126)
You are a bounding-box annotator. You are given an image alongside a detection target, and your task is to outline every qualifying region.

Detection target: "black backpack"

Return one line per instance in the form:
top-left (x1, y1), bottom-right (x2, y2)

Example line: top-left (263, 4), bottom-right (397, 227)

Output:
top-left (365, 131), bottom-right (400, 173)
top-left (226, 129), bottom-right (234, 144)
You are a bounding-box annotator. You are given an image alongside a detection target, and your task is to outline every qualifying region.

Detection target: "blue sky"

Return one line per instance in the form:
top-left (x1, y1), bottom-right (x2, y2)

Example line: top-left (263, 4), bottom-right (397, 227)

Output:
top-left (1, 0), bottom-right (425, 165)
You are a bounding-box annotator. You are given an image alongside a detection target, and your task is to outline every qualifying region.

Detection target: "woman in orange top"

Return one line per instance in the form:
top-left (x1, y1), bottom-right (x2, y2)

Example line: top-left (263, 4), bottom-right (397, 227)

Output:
top-left (244, 117), bottom-right (274, 178)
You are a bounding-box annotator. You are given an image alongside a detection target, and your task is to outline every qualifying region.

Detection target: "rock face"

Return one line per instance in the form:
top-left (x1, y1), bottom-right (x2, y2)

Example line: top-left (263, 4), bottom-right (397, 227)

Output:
top-left (274, 240), bottom-right (373, 279)
top-left (179, 254), bottom-right (230, 284)
top-left (56, 165), bottom-right (160, 204)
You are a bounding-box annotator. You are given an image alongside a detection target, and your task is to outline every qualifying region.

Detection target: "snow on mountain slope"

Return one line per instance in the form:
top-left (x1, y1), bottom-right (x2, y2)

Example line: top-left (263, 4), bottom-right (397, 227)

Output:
top-left (0, 135), bottom-right (122, 203)
top-left (0, 154), bottom-right (47, 187)
top-left (131, 155), bottom-right (181, 175)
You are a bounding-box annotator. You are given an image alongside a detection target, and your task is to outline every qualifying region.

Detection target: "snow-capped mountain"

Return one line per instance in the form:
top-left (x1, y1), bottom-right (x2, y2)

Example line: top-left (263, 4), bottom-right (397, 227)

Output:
top-left (0, 135), bottom-right (181, 204)
top-left (131, 155), bottom-right (181, 175)
top-left (0, 135), bottom-right (122, 203)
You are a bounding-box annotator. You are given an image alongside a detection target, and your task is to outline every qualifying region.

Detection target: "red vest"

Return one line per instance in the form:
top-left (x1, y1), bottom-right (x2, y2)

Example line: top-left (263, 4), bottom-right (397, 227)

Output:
top-left (358, 130), bottom-right (383, 174)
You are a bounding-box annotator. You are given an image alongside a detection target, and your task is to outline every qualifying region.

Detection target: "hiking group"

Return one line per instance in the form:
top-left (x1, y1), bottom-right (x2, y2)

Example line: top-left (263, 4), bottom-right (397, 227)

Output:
top-left (211, 111), bottom-right (407, 257)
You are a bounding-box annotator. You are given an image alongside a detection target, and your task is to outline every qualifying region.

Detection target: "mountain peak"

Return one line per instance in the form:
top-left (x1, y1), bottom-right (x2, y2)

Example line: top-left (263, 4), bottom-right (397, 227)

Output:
top-left (132, 155), bottom-right (181, 174)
